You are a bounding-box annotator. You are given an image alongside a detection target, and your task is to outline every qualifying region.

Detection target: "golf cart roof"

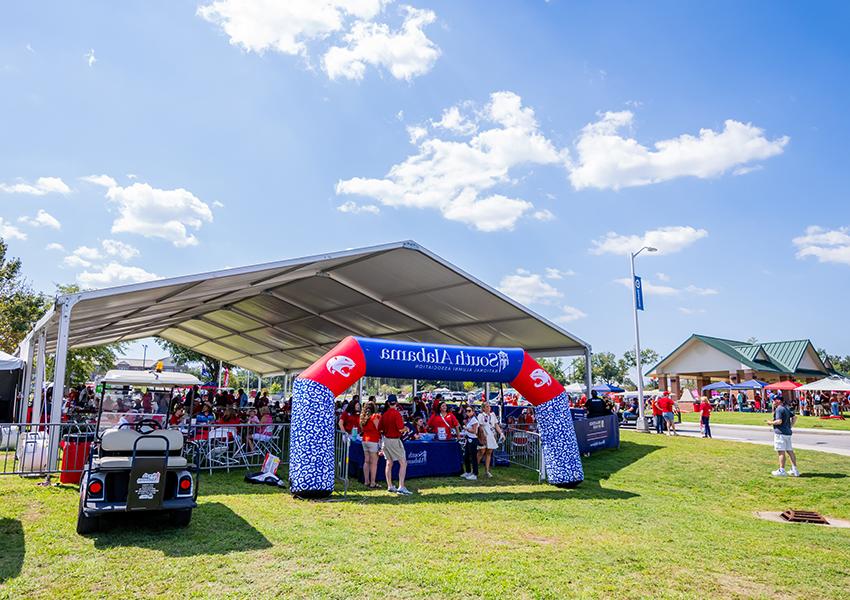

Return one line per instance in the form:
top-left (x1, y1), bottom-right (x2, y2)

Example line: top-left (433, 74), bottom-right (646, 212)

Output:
top-left (101, 370), bottom-right (202, 387)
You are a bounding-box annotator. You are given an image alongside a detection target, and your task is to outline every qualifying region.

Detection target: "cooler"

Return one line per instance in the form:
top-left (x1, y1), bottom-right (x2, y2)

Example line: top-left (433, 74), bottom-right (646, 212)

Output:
top-left (60, 432), bottom-right (94, 484)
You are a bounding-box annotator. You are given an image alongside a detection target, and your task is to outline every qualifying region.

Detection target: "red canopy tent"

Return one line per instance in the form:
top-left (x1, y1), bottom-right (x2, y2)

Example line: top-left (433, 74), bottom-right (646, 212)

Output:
top-left (765, 381), bottom-right (801, 391)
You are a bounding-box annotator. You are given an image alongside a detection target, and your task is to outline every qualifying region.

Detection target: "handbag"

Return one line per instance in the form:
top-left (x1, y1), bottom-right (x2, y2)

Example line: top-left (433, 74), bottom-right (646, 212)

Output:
top-left (475, 416), bottom-right (487, 445)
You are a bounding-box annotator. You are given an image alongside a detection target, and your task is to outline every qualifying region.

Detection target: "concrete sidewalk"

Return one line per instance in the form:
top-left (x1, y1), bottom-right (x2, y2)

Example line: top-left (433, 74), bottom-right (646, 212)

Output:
top-left (673, 422), bottom-right (850, 457)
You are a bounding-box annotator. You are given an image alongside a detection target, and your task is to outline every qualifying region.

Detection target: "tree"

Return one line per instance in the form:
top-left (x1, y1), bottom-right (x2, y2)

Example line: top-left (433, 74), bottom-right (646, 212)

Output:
top-left (621, 348), bottom-right (660, 371)
top-left (569, 352), bottom-right (628, 386)
top-left (817, 348), bottom-right (850, 375)
top-left (535, 357), bottom-right (567, 384)
top-left (0, 238), bottom-right (51, 353)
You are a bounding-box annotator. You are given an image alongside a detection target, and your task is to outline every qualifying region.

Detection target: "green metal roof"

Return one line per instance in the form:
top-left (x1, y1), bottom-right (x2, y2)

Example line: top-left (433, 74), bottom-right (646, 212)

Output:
top-left (648, 334), bottom-right (831, 377)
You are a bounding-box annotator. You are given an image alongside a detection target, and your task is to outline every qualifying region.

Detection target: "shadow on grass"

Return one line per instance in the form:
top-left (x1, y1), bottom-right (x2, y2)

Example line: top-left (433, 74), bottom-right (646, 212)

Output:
top-left (344, 440), bottom-right (662, 504)
top-left (0, 518), bottom-right (24, 583)
top-left (799, 473), bottom-right (847, 479)
top-left (91, 501), bottom-right (271, 556)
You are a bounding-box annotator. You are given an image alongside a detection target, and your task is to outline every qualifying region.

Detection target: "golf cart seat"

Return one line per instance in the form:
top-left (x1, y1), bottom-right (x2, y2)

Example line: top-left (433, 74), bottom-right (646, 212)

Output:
top-left (101, 427), bottom-right (184, 453)
top-left (95, 455), bottom-right (188, 469)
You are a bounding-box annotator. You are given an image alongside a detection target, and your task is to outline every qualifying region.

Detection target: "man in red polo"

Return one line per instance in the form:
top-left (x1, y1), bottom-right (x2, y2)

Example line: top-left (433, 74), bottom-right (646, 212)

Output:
top-left (379, 395), bottom-right (412, 496)
top-left (651, 394), bottom-right (664, 434)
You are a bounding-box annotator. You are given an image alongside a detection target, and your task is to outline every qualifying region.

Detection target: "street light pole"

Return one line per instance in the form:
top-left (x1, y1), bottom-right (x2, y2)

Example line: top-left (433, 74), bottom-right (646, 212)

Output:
top-left (630, 246), bottom-right (657, 432)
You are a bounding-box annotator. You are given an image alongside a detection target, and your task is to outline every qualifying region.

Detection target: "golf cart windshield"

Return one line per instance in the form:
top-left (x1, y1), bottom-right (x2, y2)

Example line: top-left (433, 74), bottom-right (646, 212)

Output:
top-left (97, 370), bottom-right (201, 431)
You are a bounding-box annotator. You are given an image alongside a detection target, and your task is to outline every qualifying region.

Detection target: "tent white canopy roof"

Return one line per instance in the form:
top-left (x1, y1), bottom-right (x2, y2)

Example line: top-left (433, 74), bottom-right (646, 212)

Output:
top-left (798, 375), bottom-right (850, 392)
top-left (23, 241), bottom-right (590, 376)
top-left (0, 350), bottom-right (23, 371)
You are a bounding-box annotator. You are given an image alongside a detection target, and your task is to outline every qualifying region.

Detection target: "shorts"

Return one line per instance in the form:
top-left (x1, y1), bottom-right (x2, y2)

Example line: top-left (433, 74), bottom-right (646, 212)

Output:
top-left (382, 437), bottom-right (406, 463)
top-left (662, 412), bottom-right (675, 423)
top-left (773, 433), bottom-right (793, 451)
top-left (361, 440), bottom-right (379, 453)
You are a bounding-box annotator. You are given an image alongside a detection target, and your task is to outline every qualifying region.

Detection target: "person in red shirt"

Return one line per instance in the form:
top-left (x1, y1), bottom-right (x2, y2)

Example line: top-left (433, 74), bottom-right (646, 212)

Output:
top-left (338, 397), bottom-right (361, 434)
top-left (379, 395), bottom-right (411, 495)
top-left (427, 401), bottom-right (460, 440)
top-left (651, 396), bottom-right (664, 434)
top-left (359, 400), bottom-right (381, 488)
top-left (657, 394), bottom-right (677, 436)
top-left (699, 396), bottom-right (712, 438)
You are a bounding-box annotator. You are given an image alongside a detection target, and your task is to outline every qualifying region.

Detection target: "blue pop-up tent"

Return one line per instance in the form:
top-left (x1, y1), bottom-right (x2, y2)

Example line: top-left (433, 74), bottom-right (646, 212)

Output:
top-left (592, 383), bottom-right (625, 393)
top-left (701, 381), bottom-right (732, 391)
top-left (732, 379), bottom-right (768, 390)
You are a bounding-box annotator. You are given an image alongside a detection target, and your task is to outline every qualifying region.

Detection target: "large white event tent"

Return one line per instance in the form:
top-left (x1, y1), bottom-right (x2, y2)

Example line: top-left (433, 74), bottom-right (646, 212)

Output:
top-left (15, 241), bottom-right (592, 464)
top-left (798, 375), bottom-right (850, 392)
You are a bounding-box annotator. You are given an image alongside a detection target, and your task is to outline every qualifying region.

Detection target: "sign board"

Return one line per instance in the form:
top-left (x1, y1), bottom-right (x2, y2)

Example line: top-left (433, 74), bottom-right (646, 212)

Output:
top-left (126, 456), bottom-right (167, 510)
top-left (634, 275), bottom-right (644, 311)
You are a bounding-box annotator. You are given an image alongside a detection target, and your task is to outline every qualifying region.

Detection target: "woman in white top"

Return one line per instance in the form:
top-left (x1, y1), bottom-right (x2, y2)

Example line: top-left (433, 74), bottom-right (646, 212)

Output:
top-left (476, 402), bottom-right (505, 478)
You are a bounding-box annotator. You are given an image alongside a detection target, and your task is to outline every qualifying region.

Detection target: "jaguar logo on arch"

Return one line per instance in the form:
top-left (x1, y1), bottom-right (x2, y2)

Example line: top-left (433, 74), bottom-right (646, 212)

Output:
top-left (326, 355), bottom-right (356, 377)
top-left (530, 368), bottom-right (551, 388)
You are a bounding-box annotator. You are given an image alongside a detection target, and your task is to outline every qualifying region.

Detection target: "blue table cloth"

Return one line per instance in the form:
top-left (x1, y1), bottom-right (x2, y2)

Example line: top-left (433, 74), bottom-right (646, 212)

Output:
top-left (572, 414), bottom-right (619, 454)
top-left (348, 439), bottom-right (463, 482)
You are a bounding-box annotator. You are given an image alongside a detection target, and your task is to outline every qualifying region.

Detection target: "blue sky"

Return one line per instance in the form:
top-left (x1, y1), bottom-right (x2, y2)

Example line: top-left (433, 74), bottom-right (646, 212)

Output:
top-left (2, 0), bottom-right (849, 361)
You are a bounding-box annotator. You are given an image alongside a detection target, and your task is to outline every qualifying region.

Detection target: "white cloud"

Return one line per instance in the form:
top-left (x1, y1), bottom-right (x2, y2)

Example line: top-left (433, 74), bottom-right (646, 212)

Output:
top-left (0, 218), bottom-right (26, 240)
top-left (18, 209), bottom-right (61, 229)
top-left (554, 304), bottom-right (587, 324)
top-left (85, 49), bottom-right (96, 67)
top-left (63, 254), bottom-right (93, 269)
top-left (80, 174), bottom-right (117, 188)
top-left (45, 242), bottom-right (65, 252)
top-left (0, 176), bottom-right (70, 195)
top-left (793, 226), bottom-right (850, 266)
top-left (336, 91), bottom-right (563, 231)
top-left (591, 226), bottom-right (708, 255)
top-left (498, 269), bottom-right (562, 305)
top-left (86, 179), bottom-right (213, 247)
top-left (432, 105), bottom-right (477, 135)
top-left (406, 125), bottom-right (427, 144)
top-left (656, 272), bottom-right (670, 281)
top-left (678, 307), bottom-right (706, 315)
top-left (77, 262), bottom-right (159, 288)
top-left (324, 6), bottom-right (439, 81)
top-left (198, 0), bottom-right (439, 81)
top-left (545, 267), bottom-right (575, 280)
top-left (337, 200), bottom-right (380, 214)
top-left (614, 278), bottom-right (717, 297)
top-left (101, 239), bottom-right (140, 261)
top-left (569, 111), bottom-right (788, 190)
top-left (532, 209), bottom-right (555, 222)
top-left (212, 200), bottom-right (225, 208)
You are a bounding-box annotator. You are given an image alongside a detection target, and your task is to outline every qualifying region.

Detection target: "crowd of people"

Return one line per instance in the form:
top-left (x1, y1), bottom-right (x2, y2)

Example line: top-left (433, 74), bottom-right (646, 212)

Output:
top-left (336, 392), bottom-right (509, 495)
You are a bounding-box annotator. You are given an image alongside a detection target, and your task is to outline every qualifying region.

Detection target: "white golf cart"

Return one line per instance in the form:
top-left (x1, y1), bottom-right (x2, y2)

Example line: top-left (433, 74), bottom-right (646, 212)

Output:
top-left (77, 370), bottom-right (201, 534)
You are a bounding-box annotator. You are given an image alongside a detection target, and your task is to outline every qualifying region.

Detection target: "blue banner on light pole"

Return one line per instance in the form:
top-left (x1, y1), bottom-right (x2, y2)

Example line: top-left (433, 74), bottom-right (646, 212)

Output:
top-left (634, 275), bottom-right (644, 311)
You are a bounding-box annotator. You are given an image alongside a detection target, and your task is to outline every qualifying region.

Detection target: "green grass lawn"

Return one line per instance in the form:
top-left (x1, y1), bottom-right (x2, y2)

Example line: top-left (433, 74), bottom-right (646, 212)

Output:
top-left (680, 410), bottom-right (850, 431)
top-left (2, 432), bottom-right (849, 599)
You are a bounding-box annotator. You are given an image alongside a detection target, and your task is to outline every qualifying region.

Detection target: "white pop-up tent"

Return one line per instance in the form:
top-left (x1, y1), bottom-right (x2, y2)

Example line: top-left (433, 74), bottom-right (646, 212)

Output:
top-left (798, 375), bottom-right (850, 392)
top-left (0, 351), bottom-right (23, 371)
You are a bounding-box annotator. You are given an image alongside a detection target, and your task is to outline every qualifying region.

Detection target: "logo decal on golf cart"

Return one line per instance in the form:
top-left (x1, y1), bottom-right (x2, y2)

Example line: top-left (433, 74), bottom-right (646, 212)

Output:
top-left (137, 472), bottom-right (161, 484)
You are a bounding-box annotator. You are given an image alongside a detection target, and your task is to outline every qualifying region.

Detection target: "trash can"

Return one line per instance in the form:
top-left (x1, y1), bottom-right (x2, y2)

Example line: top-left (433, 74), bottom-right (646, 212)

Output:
top-left (60, 432), bottom-right (95, 484)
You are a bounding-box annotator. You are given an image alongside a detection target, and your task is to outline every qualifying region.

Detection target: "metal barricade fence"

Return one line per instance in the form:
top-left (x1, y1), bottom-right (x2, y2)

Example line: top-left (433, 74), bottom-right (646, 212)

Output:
top-left (0, 421), bottom-right (292, 477)
top-left (334, 429), bottom-right (350, 496)
top-left (502, 425), bottom-right (545, 482)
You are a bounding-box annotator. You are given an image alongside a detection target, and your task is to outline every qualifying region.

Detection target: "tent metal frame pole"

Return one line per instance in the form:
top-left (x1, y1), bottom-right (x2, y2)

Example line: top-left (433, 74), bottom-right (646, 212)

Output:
top-left (19, 335), bottom-right (34, 422)
top-left (48, 295), bottom-right (78, 475)
top-left (584, 348), bottom-right (593, 400)
top-left (32, 330), bottom-right (46, 425)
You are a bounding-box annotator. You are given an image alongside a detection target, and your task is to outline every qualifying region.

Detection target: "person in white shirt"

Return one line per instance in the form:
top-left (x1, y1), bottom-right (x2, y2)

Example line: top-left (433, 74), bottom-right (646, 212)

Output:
top-left (460, 406), bottom-right (480, 480)
top-left (476, 402), bottom-right (505, 478)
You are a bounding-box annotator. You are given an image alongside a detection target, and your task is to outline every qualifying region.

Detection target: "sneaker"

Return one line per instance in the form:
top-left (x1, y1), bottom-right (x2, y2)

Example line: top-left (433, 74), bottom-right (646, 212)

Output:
top-left (460, 473), bottom-right (470, 479)
top-left (397, 487), bottom-right (413, 495)
top-left (486, 472), bottom-right (493, 478)
top-left (790, 467), bottom-right (800, 477)
top-left (467, 474), bottom-right (478, 480)
top-left (771, 469), bottom-right (787, 477)
top-left (387, 485), bottom-right (398, 493)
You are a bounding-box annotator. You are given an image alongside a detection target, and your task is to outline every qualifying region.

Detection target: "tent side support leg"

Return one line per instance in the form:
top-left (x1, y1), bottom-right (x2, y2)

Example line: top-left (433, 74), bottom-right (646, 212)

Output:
top-left (584, 348), bottom-right (593, 397)
top-left (47, 296), bottom-right (77, 477)
top-left (32, 330), bottom-right (46, 425)
top-left (19, 335), bottom-right (34, 422)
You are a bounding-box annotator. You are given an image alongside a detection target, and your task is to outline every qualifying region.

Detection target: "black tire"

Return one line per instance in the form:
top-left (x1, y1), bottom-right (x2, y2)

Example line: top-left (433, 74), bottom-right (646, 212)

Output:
top-left (171, 508), bottom-right (192, 528)
top-left (76, 501), bottom-right (99, 534)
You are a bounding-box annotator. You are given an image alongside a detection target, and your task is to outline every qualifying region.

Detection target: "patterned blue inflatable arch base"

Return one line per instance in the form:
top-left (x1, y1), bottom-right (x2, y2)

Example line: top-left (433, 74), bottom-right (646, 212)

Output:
top-left (290, 336), bottom-right (584, 498)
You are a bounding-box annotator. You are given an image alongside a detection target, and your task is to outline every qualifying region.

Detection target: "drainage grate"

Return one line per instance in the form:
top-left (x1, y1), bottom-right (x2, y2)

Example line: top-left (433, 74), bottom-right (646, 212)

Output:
top-left (780, 510), bottom-right (829, 524)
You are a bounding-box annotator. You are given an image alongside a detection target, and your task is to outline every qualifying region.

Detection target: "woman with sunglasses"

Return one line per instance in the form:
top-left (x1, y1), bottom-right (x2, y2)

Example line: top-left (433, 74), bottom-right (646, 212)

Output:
top-left (460, 406), bottom-right (480, 480)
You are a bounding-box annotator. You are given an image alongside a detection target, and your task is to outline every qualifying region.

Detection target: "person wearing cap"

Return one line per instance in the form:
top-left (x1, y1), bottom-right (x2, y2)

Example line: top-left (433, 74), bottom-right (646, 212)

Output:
top-left (379, 395), bottom-right (412, 495)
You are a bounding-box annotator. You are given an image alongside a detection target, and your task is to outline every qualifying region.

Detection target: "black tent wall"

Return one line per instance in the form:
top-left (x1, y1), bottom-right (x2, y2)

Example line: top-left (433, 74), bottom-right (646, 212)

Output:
top-left (0, 369), bottom-right (20, 422)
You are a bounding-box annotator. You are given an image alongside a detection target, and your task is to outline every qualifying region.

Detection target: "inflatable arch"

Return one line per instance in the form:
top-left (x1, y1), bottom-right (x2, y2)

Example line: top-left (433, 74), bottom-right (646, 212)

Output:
top-left (289, 336), bottom-right (584, 498)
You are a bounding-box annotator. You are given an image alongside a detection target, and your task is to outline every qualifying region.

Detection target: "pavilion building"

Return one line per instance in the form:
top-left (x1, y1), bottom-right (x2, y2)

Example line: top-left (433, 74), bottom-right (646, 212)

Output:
top-left (647, 334), bottom-right (836, 398)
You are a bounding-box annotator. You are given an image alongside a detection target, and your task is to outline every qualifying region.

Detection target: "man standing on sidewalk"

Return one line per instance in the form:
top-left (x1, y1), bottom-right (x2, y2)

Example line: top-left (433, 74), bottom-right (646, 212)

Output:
top-left (767, 396), bottom-right (800, 477)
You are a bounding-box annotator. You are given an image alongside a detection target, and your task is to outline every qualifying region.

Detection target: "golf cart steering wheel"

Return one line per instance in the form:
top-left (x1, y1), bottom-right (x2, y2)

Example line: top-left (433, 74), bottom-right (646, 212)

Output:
top-left (134, 418), bottom-right (163, 434)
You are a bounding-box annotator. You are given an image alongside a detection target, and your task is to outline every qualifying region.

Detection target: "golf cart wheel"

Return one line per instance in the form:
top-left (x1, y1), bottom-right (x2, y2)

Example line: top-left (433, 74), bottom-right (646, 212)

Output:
top-left (171, 509), bottom-right (192, 528)
top-left (76, 503), bottom-right (99, 534)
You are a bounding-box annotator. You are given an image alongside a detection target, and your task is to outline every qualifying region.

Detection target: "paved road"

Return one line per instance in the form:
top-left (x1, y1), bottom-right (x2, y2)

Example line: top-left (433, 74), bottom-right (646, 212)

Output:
top-left (674, 422), bottom-right (850, 457)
